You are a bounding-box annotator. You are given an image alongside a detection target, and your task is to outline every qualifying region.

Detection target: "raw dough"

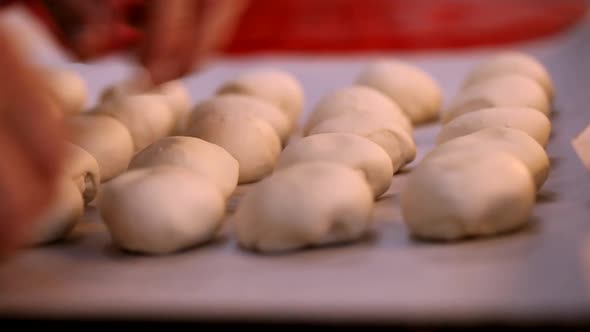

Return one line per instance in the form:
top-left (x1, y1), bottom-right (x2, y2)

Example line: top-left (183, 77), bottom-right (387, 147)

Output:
top-left (216, 69), bottom-right (304, 128)
top-left (129, 136), bottom-right (239, 199)
top-left (307, 112), bottom-right (416, 169)
top-left (101, 94), bottom-right (175, 151)
top-left (276, 133), bottom-right (393, 197)
top-left (185, 109), bottom-right (281, 184)
top-left (42, 68), bottom-right (87, 115)
top-left (153, 80), bottom-right (192, 134)
top-left (27, 179), bottom-right (83, 246)
top-left (429, 127), bottom-right (549, 189)
top-left (436, 106), bottom-right (551, 147)
top-left (572, 123), bottom-right (590, 172)
top-left (234, 162), bottom-right (374, 253)
top-left (190, 94), bottom-right (291, 144)
top-left (442, 74), bottom-right (550, 123)
top-left (462, 52), bottom-right (554, 100)
top-left (98, 166), bottom-right (225, 255)
top-left (63, 142), bottom-right (100, 204)
top-left (401, 148), bottom-right (535, 241)
top-left (67, 115), bottom-right (134, 181)
top-left (356, 60), bottom-right (442, 124)
top-left (303, 85), bottom-right (412, 135)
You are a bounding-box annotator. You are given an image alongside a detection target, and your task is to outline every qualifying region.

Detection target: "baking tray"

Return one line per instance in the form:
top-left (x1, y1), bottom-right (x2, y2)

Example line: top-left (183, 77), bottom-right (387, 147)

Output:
top-left (2, 11), bottom-right (590, 326)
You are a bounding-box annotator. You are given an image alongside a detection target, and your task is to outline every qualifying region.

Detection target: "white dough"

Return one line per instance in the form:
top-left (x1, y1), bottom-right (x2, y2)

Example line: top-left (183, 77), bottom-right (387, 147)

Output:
top-left (67, 115), bottom-right (134, 182)
top-left (28, 179), bottom-right (83, 246)
top-left (42, 68), bottom-right (87, 115)
top-left (436, 107), bottom-right (551, 147)
top-left (216, 69), bottom-right (304, 128)
top-left (63, 142), bottom-right (100, 204)
top-left (185, 109), bottom-right (281, 184)
top-left (462, 52), bottom-right (554, 100)
top-left (429, 127), bottom-right (550, 190)
top-left (129, 136), bottom-right (239, 199)
top-left (99, 166), bottom-right (225, 255)
top-left (303, 85), bottom-right (412, 135)
top-left (276, 133), bottom-right (393, 198)
top-left (101, 94), bottom-right (175, 151)
top-left (401, 148), bottom-right (535, 241)
top-left (443, 74), bottom-right (550, 123)
top-left (153, 80), bottom-right (192, 134)
top-left (308, 112), bottom-right (416, 169)
top-left (235, 162), bottom-right (374, 253)
top-left (356, 60), bottom-right (442, 124)
top-left (190, 94), bottom-right (291, 144)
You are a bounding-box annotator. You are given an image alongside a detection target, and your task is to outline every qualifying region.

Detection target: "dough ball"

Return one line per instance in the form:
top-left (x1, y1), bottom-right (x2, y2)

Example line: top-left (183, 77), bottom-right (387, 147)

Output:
top-left (235, 162), bottom-right (374, 253)
top-left (436, 106), bottom-right (551, 147)
top-left (276, 133), bottom-right (393, 198)
top-left (42, 68), bottom-right (87, 115)
top-left (572, 123), bottom-right (590, 172)
top-left (155, 81), bottom-right (192, 134)
top-left (462, 52), bottom-right (553, 100)
top-left (307, 112), bottom-right (416, 170)
top-left (28, 179), bottom-right (83, 246)
top-left (442, 74), bottom-right (549, 123)
top-left (63, 142), bottom-right (100, 204)
top-left (216, 69), bottom-right (304, 128)
top-left (101, 94), bottom-right (175, 151)
top-left (303, 85), bottom-right (412, 135)
top-left (99, 71), bottom-right (152, 104)
top-left (430, 127), bottom-right (550, 190)
top-left (190, 94), bottom-right (291, 144)
top-left (356, 60), bottom-right (442, 124)
top-left (98, 166), bottom-right (225, 255)
top-left (185, 109), bottom-right (281, 184)
top-left (129, 136), bottom-right (239, 199)
top-left (401, 148), bottom-right (535, 241)
top-left (67, 115), bottom-right (134, 181)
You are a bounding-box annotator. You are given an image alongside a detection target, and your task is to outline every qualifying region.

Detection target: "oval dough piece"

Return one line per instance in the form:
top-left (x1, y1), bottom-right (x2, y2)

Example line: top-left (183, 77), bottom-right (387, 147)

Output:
top-left (64, 142), bottom-right (100, 204)
top-left (129, 136), bottom-right (239, 199)
top-left (235, 162), bottom-right (374, 253)
top-left (436, 107), bottom-right (551, 147)
top-left (276, 133), bottom-right (393, 198)
top-left (155, 80), bottom-right (192, 134)
top-left (401, 149), bottom-right (535, 241)
top-left (356, 60), bottom-right (442, 124)
top-left (98, 166), bottom-right (225, 255)
top-left (303, 85), bottom-right (412, 135)
top-left (185, 109), bottom-right (281, 184)
top-left (28, 179), bottom-right (83, 246)
top-left (42, 68), bottom-right (87, 115)
top-left (67, 115), bottom-right (134, 181)
top-left (429, 127), bottom-right (549, 189)
top-left (101, 94), bottom-right (175, 151)
top-left (462, 52), bottom-right (553, 100)
top-left (308, 112), bottom-right (416, 169)
top-left (216, 69), bottom-right (304, 128)
top-left (190, 94), bottom-right (291, 144)
top-left (443, 74), bottom-right (550, 123)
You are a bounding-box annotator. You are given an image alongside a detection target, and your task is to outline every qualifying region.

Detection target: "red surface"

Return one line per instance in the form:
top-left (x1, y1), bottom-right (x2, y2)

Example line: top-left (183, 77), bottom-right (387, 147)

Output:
top-left (9, 0), bottom-right (589, 56)
top-left (225, 0), bottom-right (588, 54)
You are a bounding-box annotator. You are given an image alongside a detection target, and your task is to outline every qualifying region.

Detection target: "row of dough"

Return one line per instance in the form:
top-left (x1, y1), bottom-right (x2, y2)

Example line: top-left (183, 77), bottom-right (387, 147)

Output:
top-left (25, 69), bottom-right (305, 250)
top-left (401, 52), bottom-right (554, 241)
top-left (232, 61), bottom-right (447, 253)
top-left (96, 60), bottom-right (435, 254)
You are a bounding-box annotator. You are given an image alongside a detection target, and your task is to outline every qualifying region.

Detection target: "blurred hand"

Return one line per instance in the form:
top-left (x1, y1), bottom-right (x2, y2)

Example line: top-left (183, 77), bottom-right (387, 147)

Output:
top-left (43, 0), bottom-right (248, 84)
top-left (0, 25), bottom-right (64, 257)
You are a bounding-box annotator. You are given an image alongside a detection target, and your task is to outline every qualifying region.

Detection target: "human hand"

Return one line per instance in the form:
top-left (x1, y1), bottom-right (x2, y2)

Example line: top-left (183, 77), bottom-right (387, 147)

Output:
top-left (0, 25), bottom-right (64, 257)
top-left (42, 0), bottom-right (248, 84)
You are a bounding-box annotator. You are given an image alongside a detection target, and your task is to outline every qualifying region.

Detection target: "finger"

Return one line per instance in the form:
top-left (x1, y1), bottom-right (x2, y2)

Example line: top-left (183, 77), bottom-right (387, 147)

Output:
top-left (139, 0), bottom-right (201, 84)
top-left (0, 126), bottom-right (55, 256)
top-left (3, 88), bottom-right (65, 180)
